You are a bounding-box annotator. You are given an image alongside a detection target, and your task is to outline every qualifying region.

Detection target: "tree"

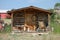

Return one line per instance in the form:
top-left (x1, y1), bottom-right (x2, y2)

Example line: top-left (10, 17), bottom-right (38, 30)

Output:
top-left (54, 3), bottom-right (60, 10)
top-left (49, 9), bottom-right (56, 22)
top-left (54, 3), bottom-right (60, 18)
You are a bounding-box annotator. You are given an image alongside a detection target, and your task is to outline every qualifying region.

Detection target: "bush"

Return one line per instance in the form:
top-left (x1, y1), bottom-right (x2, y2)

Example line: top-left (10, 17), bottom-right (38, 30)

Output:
top-left (4, 24), bottom-right (11, 33)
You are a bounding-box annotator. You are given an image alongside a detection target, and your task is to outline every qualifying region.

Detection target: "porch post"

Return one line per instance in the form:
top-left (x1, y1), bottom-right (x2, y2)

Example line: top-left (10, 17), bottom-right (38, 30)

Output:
top-left (11, 13), bottom-right (13, 31)
top-left (48, 14), bottom-right (50, 27)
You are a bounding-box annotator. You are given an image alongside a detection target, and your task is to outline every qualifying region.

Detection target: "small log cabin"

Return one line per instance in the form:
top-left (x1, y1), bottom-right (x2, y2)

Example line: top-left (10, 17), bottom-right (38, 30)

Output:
top-left (7, 6), bottom-right (52, 32)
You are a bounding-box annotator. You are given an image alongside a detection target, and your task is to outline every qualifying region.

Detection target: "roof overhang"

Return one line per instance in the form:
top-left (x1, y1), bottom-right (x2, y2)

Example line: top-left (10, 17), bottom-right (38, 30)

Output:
top-left (7, 6), bottom-right (52, 15)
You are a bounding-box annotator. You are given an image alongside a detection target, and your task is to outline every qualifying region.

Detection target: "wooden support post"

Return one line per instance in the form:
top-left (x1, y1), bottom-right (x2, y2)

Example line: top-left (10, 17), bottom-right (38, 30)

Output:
top-left (11, 13), bottom-right (13, 31)
top-left (23, 10), bottom-right (26, 31)
top-left (48, 14), bottom-right (50, 27)
top-left (24, 26), bottom-right (26, 31)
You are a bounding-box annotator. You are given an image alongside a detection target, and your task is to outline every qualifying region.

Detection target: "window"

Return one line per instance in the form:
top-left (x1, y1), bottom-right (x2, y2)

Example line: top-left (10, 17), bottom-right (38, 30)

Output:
top-left (13, 13), bottom-right (25, 27)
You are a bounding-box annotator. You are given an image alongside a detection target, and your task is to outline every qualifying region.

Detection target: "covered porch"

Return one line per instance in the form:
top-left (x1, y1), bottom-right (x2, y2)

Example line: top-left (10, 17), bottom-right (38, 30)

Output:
top-left (7, 6), bottom-right (52, 32)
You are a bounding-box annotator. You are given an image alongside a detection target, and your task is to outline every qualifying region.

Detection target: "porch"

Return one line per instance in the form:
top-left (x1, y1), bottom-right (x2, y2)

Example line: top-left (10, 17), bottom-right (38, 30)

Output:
top-left (7, 6), bottom-right (51, 32)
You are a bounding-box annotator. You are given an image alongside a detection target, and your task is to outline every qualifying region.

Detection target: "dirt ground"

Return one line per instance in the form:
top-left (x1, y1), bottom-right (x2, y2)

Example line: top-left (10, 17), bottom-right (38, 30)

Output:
top-left (0, 32), bottom-right (60, 40)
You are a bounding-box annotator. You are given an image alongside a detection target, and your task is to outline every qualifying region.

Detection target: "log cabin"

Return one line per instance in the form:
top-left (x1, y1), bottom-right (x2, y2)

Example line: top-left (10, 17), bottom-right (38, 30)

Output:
top-left (7, 6), bottom-right (52, 32)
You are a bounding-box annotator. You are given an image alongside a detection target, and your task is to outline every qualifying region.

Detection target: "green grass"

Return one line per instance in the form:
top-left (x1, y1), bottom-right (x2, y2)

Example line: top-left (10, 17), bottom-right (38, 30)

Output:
top-left (50, 21), bottom-right (60, 34)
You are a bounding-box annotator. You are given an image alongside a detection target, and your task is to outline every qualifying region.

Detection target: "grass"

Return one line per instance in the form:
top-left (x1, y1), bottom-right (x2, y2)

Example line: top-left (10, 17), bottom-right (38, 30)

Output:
top-left (50, 21), bottom-right (60, 34)
top-left (0, 33), bottom-right (60, 40)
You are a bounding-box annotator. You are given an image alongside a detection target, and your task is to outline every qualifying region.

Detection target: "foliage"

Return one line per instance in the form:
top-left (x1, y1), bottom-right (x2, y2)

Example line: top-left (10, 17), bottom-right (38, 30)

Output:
top-left (49, 9), bottom-right (56, 22)
top-left (0, 24), bottom-right (11, 33)
top-left (4, 24), bottom-right (11, 33)
top-left (55, 3), bottom-right (60, 7)
top-left (50, 21), bottom-right (60, 34)
top-left (54, 3), bottom-right (60, 10)
top-left (49, 3), bottom-right (60, 33)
